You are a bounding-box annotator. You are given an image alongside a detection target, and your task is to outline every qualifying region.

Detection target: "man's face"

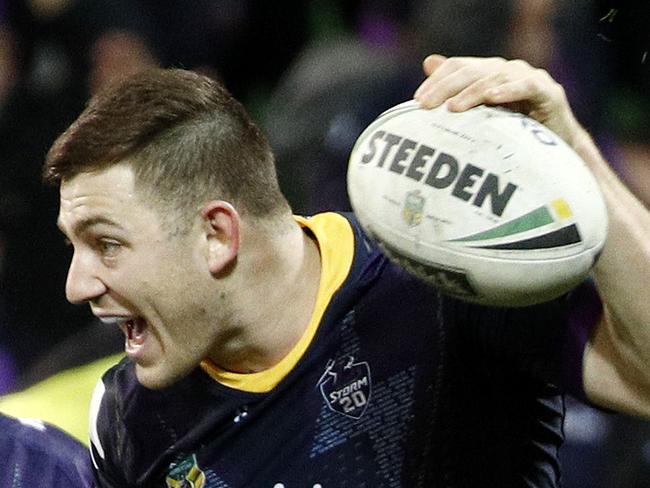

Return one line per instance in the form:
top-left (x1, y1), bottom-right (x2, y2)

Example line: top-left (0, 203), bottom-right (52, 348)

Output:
top-left (58, 163), bottom-right (218, 389)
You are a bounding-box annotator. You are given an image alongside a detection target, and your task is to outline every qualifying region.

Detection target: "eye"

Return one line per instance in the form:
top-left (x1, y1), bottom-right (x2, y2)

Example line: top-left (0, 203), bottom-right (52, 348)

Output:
top-left (97, 239), bottom-right (122, 257)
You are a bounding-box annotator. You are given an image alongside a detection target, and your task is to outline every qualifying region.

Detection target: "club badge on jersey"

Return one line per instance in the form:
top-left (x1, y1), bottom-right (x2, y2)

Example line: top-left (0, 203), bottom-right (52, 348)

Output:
top-left (317, 356), bottom-right (372, 420)
top-left (166, 454), bottom-right (206, 488)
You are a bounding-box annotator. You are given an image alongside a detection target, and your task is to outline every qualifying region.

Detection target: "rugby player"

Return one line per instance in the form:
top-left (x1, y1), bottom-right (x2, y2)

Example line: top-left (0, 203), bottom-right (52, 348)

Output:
top-left (45, 54), bottom-right (650, 486)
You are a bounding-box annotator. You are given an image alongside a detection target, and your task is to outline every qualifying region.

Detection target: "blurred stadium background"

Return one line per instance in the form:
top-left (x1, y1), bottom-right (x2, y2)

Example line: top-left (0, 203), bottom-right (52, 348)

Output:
top-left (0, 1), bottom-right (648, 486)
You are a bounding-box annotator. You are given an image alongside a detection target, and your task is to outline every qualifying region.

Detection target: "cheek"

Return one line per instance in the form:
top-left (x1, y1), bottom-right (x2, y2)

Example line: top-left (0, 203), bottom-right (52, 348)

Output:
top-left (154, 263), bottom-right (212, 318)
top-left (149, 247), bottom-right (204, 289)
top-left (135, 245), bottom-right (214, 328)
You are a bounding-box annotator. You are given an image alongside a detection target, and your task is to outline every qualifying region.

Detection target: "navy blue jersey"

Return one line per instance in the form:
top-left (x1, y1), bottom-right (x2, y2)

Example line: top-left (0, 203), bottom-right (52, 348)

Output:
top-left (90, 213), bottom-right (592, 487)
top-left (0, 413), bottom-right (93, 487)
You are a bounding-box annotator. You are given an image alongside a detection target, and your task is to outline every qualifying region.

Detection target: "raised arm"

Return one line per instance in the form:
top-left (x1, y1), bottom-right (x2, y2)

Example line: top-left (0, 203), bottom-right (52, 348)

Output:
top-left (414, 54), bottom-right (650, 418)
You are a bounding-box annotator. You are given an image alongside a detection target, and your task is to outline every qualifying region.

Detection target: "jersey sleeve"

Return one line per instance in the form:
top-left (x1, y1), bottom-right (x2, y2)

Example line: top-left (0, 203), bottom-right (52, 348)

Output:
top-left (455, 279), bottom-right (601, 397)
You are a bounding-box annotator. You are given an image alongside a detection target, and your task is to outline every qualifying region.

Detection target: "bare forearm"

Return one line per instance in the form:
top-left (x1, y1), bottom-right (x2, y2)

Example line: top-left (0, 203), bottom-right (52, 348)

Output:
top-left (576, 129), bottom-right (650, 338)
top-left (575, 128), bottom-right (650, 416)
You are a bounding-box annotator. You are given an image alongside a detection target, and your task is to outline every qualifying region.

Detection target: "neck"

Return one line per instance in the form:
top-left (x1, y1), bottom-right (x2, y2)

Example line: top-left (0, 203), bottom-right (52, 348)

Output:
top-left (207, 217), bottom-right (321, 373)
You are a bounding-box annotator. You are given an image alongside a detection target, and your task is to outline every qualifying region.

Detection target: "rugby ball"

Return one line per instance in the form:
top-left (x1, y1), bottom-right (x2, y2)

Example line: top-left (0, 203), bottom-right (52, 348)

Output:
top-left (347, 101), bottom-right (608, 307)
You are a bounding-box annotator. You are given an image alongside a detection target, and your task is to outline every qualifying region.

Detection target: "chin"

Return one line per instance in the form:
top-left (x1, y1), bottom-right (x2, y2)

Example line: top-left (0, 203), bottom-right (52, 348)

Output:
top-left (134, 363), bottom-right (188, 390)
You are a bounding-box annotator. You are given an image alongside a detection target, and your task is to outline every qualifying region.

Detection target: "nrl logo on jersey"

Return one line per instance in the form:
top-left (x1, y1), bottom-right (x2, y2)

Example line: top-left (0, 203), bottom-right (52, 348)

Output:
top-left (166, 454), bottom-right (206, 488)
top-left (317, 356), bottom-right (372, 420)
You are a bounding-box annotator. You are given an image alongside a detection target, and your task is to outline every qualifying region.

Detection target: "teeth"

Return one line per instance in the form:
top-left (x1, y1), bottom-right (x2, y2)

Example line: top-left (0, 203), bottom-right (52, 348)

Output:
top-left (97, 316), bottom-right (132, 326)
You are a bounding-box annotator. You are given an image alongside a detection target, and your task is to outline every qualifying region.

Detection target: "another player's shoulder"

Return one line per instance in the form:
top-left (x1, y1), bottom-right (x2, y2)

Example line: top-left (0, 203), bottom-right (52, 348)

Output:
top-left (0, 414), bottom-right (93, 486)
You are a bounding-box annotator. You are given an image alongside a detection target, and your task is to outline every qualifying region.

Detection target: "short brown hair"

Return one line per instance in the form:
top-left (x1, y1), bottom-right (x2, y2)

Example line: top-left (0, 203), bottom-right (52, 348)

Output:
top-left (44, 68), bottom-right (291, 227)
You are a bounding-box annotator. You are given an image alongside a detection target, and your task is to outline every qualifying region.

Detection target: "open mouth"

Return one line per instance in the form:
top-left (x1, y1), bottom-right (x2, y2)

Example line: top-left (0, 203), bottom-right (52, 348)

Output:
top-left (97, 315), bottom-right (149, 352)
top-left (119, 317), bottom-right (148, 347)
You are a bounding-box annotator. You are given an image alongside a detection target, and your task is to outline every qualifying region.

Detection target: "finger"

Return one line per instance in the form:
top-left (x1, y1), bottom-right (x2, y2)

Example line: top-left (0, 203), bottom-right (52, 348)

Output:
top-left (416, 64), bottom-right (491, 109)
top-left (422, 54), bottom-right (447, 76)
top-left (480, 75), bottom-right (553, 110)
top-left (446, 63), bottom-right (555, 112)
top-left (415, 57), bottom-right (510, 108)
top-left (445, 71), bottom-right (509, 112)
top-left (414, 57), bottom-right (468, 101)
top-left (481, 76), bottom-right (577, 142)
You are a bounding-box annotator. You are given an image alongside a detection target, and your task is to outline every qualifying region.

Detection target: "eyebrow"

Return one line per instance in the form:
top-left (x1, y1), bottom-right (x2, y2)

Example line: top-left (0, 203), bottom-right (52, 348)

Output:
top-left (57, 215), bottom-right (126, 238)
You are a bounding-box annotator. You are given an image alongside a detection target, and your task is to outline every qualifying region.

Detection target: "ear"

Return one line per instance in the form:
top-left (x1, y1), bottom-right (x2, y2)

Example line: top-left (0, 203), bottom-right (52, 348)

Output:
top-left (200, 201), bottom-right (240, 276)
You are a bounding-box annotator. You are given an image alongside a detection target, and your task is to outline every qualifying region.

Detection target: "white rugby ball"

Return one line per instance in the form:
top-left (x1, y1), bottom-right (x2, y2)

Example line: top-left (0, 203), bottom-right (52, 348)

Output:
top-left (347, 100), bottom-right (608, 307)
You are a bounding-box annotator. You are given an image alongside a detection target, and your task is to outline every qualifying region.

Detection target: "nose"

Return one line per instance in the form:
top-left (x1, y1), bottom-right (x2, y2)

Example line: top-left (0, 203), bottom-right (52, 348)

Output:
top-left (65, 250), bottom-right (108, 304)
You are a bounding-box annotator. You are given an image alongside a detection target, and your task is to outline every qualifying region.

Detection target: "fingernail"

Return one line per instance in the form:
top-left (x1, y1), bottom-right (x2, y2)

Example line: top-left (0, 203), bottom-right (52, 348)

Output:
top-left (447, 99), bottom-right (462, 111)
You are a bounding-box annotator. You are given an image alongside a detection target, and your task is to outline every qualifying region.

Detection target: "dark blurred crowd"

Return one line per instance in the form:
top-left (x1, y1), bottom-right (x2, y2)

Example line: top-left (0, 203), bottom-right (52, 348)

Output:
top-left (0, 1), bottom-right (648, 486)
